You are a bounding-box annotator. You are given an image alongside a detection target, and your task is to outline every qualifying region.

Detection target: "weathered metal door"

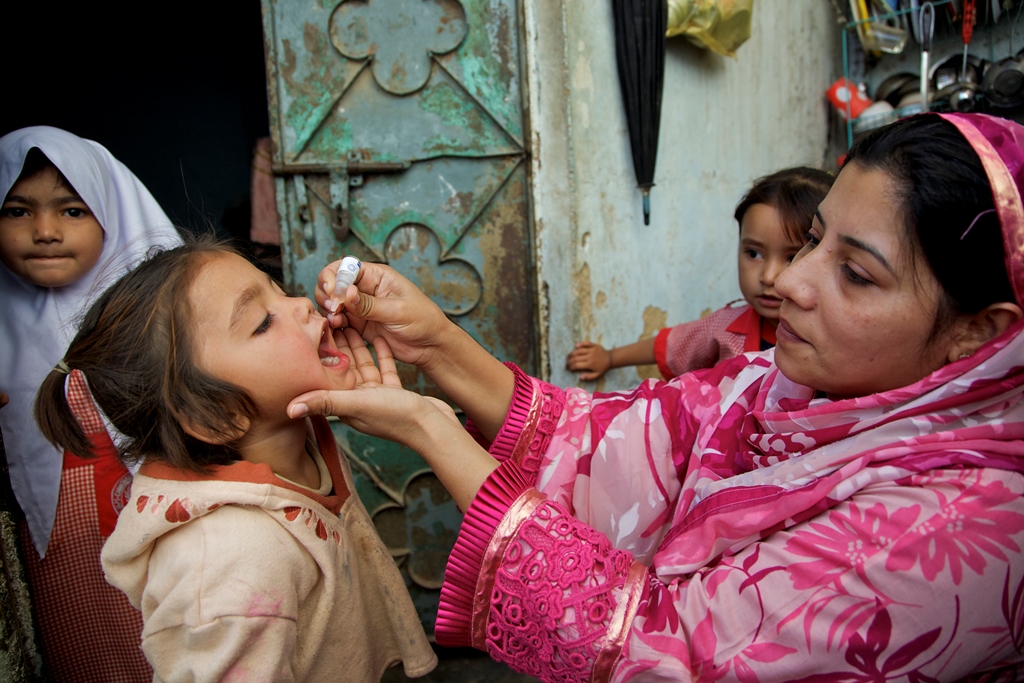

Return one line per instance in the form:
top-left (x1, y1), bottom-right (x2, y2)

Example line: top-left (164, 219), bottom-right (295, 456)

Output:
top-left (261, 0), bottom-right (534, 632)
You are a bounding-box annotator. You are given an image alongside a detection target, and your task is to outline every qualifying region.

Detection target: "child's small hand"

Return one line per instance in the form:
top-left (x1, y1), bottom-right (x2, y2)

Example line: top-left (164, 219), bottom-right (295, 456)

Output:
top-left (565, 341), bottom-right (612, 381)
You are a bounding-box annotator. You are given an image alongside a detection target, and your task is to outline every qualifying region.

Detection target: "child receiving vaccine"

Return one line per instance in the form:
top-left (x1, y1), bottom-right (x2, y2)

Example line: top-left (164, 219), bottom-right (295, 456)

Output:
top-left (33, 238), bottom-right (437, 681)
top-left (0, 126), bottom-right (182, 681)
top-left (566, 166), bottom-right (833, 381)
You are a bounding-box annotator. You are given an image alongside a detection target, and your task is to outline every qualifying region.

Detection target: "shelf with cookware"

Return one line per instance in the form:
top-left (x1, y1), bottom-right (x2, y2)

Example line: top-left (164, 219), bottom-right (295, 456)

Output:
top-left (835, 0), bottom-right (1024, 147)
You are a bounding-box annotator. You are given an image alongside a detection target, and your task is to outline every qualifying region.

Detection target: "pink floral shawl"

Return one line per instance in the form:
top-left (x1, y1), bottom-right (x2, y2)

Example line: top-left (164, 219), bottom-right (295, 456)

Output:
top-left (588, 113), bottom-right (1024, 576)
top-left (438, 114), bottom-right (1024, 681)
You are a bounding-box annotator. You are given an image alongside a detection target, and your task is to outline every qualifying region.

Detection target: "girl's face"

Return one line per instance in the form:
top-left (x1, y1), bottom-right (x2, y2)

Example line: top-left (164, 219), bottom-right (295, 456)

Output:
top-left (774, 164), bottom-right (961, 400)
top-left (189, 252), bottom-right (357, 423)
top-left (737, 203), bottom-right (804, 323)
top-left (0, 167), bottom-right (104, 288)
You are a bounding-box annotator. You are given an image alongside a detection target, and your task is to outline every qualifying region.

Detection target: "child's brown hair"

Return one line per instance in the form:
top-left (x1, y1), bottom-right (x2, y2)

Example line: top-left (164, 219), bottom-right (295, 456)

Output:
top-left (35, 236), bottom-right (259, 473)
top-left (734, 166), bottom-right (834, 244)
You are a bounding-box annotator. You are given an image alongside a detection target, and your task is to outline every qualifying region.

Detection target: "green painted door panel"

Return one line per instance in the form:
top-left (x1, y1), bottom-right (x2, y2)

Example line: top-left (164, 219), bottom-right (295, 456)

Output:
top-left (261, 0), bottom-right (534, 632)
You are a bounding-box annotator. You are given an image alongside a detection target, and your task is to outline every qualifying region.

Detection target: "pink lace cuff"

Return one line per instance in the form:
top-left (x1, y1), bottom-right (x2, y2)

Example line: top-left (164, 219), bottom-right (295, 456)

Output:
top-left (464, 362), bottom-right (536, 461)
top-left (436, 462), bottom-right (648, 683)
top-left (436, 460), bottom-right (534, 647)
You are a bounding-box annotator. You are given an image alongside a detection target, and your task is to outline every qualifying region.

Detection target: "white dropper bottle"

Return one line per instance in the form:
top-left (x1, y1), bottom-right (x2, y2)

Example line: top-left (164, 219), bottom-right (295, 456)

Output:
top-left (328, 256), bottom-right (361, 318)
top-left (334, 256), bottom-right (361, 294)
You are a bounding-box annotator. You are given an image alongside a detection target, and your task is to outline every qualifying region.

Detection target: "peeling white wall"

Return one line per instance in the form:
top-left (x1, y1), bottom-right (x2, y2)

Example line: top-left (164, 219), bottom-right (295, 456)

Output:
top-left (525, 1), bottom-right (842, 390)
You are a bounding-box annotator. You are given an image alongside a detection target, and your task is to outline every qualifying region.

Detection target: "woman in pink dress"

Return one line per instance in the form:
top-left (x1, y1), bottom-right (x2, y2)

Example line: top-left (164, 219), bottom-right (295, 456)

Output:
top-left (296, 112), bottom-right (1024, 682)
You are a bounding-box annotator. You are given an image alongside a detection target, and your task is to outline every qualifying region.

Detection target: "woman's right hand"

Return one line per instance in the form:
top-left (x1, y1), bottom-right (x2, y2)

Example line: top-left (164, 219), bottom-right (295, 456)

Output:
top-left (315, 260), bottom-right (455, 371)
top-left (314, 259), bottom-right (515, 442)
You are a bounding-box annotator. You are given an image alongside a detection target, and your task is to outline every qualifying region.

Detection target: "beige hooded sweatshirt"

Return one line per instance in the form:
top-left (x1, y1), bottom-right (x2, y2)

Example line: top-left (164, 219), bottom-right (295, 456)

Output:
top-left (102, 417), bottom-right (436, 682)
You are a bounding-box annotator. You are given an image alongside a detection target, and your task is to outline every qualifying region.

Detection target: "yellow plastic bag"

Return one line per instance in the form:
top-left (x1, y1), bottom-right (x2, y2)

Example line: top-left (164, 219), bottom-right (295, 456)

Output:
top-left (667, 0), bottom-right (754, 58)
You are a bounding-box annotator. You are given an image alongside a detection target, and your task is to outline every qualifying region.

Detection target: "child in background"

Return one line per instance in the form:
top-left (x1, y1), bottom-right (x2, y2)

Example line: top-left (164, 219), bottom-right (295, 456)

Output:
top-left (566, 166), bottom-right (833, 381)
top-left (0, 126), bottom-right (182, 681)
top-left (34, 238), bottom-right (437, 682)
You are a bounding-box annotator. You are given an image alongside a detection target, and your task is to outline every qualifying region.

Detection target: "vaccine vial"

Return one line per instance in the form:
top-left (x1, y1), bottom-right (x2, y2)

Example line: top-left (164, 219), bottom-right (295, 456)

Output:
top-left (334, 256), bottom-right (361, 297)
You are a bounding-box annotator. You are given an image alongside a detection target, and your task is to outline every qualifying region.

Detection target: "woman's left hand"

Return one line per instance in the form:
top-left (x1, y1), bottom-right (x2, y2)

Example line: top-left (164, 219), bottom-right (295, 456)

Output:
top-left (291, 329), bottom-right (461, 440)
top-left (288, 329), bottom-right (497, 511)
top-left (334, 327), bottom-right (403, 390)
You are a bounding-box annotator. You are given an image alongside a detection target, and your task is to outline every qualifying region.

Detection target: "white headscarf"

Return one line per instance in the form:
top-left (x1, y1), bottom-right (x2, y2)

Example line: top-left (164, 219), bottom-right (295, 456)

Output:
top-left (0, 126), bottom-right (182, 556)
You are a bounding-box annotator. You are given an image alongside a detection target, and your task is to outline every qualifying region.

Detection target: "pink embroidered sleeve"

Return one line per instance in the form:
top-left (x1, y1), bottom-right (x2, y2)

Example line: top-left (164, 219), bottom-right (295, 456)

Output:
top-left (440, 466), bottom-right (1024, 682)
top-left (468, 363), bottom-right (712, 564)
top-left (463, 361), bottom-right (536, 459)
top-left (436, 460), bottom-right (649, 683)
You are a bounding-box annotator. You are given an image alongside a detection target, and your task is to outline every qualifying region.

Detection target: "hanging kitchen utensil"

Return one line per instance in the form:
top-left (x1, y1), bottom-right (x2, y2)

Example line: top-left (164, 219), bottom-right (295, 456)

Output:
top-left (981, 4), bottom-right (1024, 109)
top-left (612, 0), bottom-right (667, 226)
top-left (909, 0), bottom-right (922, 43)
top-left (949, 0), bottom-right (978, 111)
top-left (851, 0), bottom-right (880, 55)
top-left (850, 0), bottom-right (908, 54)
top-left (919, 1), bottom-right (936, 112)
top-left (875, 71), bottom-right (918, 106)
top-left (868, 0), bottom-right (909, 53)
top-left (983, 48), bottom-right (1024, 108)
top-left (931, 51), bottom-right (985, 107)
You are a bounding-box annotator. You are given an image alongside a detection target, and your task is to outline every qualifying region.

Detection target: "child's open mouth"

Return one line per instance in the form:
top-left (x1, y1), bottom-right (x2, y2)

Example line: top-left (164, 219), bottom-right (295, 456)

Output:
top-left (318, 324), bottom-right (349, 369)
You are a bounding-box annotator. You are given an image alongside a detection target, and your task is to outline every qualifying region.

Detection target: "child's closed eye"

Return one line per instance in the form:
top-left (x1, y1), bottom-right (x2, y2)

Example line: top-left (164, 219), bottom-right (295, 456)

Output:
top-left (255, 313), bottom-right (275, 335)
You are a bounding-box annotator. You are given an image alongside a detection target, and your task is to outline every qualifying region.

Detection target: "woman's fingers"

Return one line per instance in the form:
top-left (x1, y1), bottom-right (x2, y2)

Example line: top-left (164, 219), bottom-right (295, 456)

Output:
top-left (288, 386), bottom-right (382, 421)
top-left (286, 384), bottom-right (431, 448)
top-left (371, 337), bottom-right (402, 388)
top-left (288, 390), bottom-right (328, 419)
top-left (344, 327), bottom-right (382, 385)
top-left (315, 260), bottom-right (341, 311)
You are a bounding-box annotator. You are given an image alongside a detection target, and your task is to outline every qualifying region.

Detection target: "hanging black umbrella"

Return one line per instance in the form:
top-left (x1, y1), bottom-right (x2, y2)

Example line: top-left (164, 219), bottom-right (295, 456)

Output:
top-left (612, 0), bottom-right (667, 226)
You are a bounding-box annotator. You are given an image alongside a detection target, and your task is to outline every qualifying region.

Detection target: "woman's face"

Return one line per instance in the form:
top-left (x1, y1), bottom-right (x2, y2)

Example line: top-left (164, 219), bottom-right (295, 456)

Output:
top-left (774, 163), bottom-right (959, 400)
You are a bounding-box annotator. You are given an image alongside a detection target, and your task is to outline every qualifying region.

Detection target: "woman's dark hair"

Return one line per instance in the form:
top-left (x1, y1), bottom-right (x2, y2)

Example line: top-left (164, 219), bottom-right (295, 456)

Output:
top-left (35, 236), bottom-right (259, 473)
top-left (844, 115), bottom-right (1015, 338)
top-left (734, 166), bottom-right (834, 244)
top-left (14, 148), bottom-right (77, 194)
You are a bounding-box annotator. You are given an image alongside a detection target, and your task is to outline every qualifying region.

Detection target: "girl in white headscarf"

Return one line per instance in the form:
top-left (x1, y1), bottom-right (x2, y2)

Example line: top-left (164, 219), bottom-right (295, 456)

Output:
top-left (0, 126), bottom-right (181, 682)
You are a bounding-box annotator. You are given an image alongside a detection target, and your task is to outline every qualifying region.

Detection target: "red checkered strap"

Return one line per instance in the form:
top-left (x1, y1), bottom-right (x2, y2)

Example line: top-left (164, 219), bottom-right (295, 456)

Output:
top-left (65, 369), bottom-right (109, 436)
top-left (64, 368), bottom-right (133, 537)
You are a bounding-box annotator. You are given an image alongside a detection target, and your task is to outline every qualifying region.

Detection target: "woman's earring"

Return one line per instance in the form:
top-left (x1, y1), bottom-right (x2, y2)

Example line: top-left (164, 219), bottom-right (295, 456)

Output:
top-left (959, 352), bottom-right (971, 359)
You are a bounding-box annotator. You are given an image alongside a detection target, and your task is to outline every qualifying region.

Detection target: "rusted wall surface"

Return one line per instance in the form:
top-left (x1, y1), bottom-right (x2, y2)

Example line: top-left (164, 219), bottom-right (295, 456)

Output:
top-left (526, 1), bottom-right (841, 390)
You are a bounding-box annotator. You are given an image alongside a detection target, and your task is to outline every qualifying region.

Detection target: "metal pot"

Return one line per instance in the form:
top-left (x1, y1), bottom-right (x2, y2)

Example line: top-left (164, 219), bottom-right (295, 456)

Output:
top-left (875, 72), bottom-right (918, 107)
top-left (982, 52), bottom-right (1024, 109)
top-left (932, 52), bottom-right (984, 112)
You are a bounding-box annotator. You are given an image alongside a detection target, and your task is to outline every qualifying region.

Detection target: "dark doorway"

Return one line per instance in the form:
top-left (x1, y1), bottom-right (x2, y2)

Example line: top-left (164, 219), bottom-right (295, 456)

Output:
top-left (0, 2), bottom-right (271, 244)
